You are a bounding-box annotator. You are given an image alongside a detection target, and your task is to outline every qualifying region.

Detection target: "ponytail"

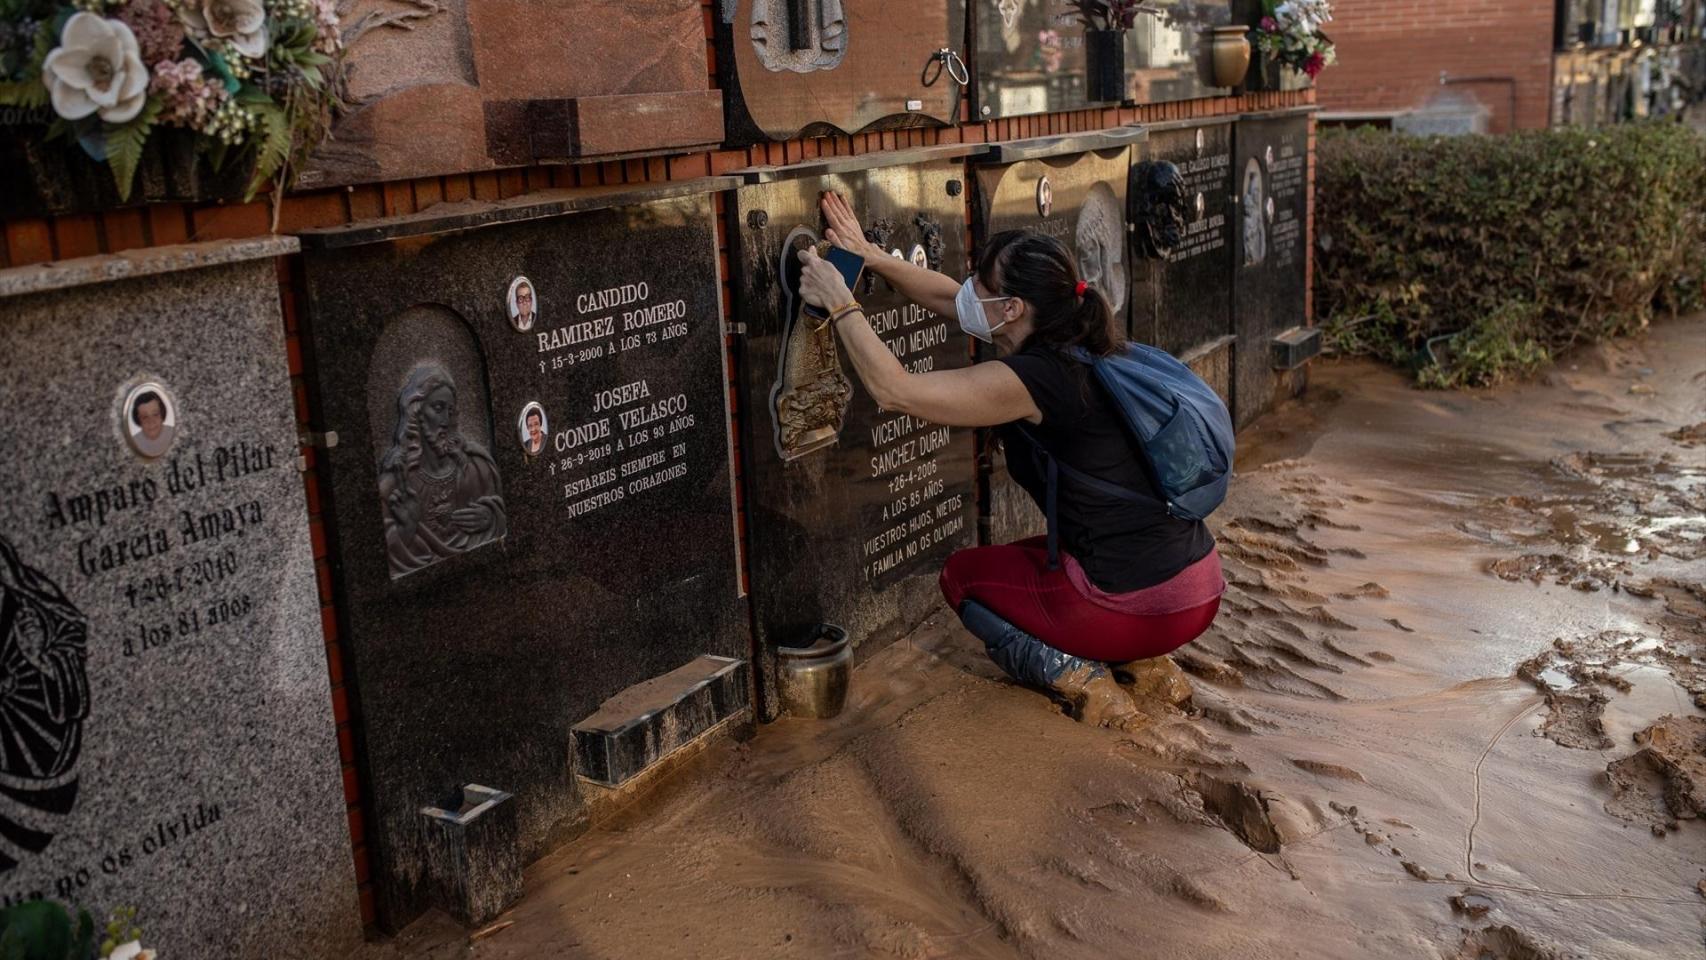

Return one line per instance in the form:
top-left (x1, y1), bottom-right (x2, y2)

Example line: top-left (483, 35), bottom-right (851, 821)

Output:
top-left (977, 230), bottom-right (1125, 357)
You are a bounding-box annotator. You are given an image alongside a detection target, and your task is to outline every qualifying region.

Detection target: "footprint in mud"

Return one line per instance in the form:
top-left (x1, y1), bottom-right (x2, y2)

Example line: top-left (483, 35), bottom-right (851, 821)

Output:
top-left (1186, 773), bottom-right (1285, 853)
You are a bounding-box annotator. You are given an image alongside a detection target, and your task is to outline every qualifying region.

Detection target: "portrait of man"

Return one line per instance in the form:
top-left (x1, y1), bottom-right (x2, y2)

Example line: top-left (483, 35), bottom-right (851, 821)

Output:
top-left (124, 382), bottom-right (176, 459)
top-left (379, 366), bottom-right (507, 578)
top-left (518, 402), bottom-right (548, 457)
top-left (508, 277), bottom-right (538, 333)
top-left (1036, 176), bottom-right (1054, 218)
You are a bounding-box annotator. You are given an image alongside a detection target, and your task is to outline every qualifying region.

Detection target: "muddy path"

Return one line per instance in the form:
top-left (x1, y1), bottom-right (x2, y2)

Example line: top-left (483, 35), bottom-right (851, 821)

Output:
top-left (383, 318), bottom-right (1706, 960)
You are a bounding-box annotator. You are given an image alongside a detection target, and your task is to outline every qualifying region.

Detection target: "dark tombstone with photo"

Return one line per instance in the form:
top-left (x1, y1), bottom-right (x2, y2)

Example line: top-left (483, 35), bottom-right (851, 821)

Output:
top-left (508, 277), bottom-right (540, 333)
top-left (297, 183), bottom-right (748, 930)
top-left (1128, 120), bottom-right (1236, 408)
top-left (0, 239), bottom-right (360, 960)
top-left (730, 152), bottom-right (979, 720)
top-left (1232, 110), bottom-right (1311, 428)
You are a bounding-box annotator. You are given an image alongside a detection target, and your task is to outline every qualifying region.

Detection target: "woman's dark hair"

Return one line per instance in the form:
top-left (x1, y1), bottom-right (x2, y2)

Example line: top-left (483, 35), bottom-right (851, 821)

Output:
top-left (976, 230), bottom-right (1125, 357)
top-left (130, 391), bottom-right (162, 426)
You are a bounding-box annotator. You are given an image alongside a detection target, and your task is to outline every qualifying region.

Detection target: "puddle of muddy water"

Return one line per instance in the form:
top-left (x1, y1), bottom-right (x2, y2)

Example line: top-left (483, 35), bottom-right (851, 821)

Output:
top-left (1599, 665), bottom-right (1704, 749)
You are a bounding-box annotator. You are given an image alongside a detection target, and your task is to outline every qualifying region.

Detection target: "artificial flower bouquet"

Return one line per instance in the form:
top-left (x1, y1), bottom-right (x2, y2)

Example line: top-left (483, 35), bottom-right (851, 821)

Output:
top-left (0, 0), bottom-right (341, 202)
top-left (1253, 0), bottom-right (1336, 78)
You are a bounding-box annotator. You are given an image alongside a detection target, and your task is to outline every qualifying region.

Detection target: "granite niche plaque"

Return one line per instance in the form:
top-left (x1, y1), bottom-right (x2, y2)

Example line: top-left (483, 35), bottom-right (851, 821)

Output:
top-left (298, 182), bottom-right (748, 930)
top-left (1128, 120), bottom-right (1235, 369)
top-left (0, 240), bottom-right (360, 959)
top-left (1232, 110), bottom-right (1311, 427)
top-left (971, 133), bottom-right (1138, 543)
top-left (715, 0), bottom-right (965, 143)
top-left (731, 153), bottom-right (979, 720)
top-left (304, 0), bottom-right (724, 187)
top-left (971, 0), bottom-right (1233, 120)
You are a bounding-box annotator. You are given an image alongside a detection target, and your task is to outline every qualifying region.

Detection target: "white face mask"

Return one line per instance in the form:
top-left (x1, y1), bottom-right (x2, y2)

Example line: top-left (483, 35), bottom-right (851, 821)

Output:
top-left (955, 278), bottom-right (1013, 344)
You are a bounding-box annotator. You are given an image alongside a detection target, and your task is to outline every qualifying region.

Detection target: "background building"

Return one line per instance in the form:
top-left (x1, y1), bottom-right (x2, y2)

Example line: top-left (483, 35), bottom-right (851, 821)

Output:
top-left (1316, 0), bottom-right (1706, 131)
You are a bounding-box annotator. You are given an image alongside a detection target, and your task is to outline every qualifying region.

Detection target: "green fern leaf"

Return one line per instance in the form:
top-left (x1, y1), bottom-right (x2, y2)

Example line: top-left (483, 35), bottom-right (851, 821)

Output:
top-left (0, 79), bottom-right (47, 109)
top-left (244, 101), bottom-right (292, 202)
top-left (105, 98), bottom-right (161, 202)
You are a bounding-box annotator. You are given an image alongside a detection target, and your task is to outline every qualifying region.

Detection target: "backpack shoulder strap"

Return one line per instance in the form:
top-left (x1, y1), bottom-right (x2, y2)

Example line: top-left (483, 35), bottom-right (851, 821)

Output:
top-left (1013, 420), bottom-right (1147, 572)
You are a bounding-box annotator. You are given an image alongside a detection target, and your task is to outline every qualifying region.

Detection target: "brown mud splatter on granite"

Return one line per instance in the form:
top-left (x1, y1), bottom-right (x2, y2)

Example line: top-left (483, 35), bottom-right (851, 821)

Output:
top-left (374, 318), bottom-right (1706, 960)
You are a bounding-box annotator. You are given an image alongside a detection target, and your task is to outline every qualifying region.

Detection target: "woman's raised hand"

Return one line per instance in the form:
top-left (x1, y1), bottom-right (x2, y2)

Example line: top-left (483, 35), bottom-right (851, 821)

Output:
top-left (797, 246), bottom-right (854, 311)
top-left (821, 191), bottom-right (876, 258)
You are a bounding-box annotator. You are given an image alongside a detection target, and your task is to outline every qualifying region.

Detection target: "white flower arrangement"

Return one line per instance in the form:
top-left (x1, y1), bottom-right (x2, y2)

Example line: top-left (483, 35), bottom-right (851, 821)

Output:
top-left (0, 0), bottom-right (343, 201)
top-left (1255, 0), bottom-right (1337, 78)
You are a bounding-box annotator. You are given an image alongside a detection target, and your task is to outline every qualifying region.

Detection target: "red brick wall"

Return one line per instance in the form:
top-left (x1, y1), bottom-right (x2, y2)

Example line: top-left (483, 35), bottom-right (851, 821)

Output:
top-left (0, 10), bottom-right (1313, 928)
top-left (1315, 0), bottom-right (1556, 131)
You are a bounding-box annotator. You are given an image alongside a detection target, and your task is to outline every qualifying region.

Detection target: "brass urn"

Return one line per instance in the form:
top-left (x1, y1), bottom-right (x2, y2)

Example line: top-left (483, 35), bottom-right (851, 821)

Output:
top-left (1208, 25), bottom-right (1253, 89)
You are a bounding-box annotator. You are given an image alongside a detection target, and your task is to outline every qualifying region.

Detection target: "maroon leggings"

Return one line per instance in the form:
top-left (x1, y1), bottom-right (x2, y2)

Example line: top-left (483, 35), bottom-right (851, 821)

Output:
top-left (939, 537), bottom-right (1221, 662)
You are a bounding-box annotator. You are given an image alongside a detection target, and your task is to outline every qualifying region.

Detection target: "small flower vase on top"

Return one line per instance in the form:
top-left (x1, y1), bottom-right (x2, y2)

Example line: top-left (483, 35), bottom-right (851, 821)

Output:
top-left (1085, 28), bottom-right (1127, 102)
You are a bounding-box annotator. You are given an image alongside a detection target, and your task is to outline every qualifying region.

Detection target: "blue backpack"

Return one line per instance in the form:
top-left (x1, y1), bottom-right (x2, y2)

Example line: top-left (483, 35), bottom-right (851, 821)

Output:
top-left (1015, 343), bottom-right (1235, 569)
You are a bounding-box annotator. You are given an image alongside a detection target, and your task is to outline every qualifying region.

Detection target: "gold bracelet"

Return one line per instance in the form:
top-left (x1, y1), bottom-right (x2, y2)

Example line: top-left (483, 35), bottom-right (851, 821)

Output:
top-left (827, 300), bottom-right (859, 317)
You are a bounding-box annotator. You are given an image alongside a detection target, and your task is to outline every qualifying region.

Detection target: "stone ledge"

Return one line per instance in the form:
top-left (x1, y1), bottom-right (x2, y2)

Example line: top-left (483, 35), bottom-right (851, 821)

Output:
top-left (733, 142), bottom-right (992, 184)
top-left (978, 128), bottom-right (1148, 164)
top-left (1271, 326), bottom-right (1323, 371)
top-left (1132, 114), bottom-right (1239, 134)
top-left (0, 236), bottom-right (299, 299)
top-left (572, 655), bottom-right (749, 788)
top-left (296, 177), bottom-right (742, 249)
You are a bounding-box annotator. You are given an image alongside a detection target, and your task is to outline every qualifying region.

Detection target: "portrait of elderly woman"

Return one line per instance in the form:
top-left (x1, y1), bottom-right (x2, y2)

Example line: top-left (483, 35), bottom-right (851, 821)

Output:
top-left (123, 382), bottom-right (176, 459)
top-left (379, 365), bottom-right (507, 578)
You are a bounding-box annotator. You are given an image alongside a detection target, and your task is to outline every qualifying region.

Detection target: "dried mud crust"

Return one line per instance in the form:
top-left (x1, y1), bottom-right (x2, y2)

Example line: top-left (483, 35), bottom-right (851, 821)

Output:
top-left (1446, 924), bottom-right (1573, 960)
top-left (1470, 447), bottom-right (1705, 597)
top-left (1604, 715), bottom-right (1706, 830)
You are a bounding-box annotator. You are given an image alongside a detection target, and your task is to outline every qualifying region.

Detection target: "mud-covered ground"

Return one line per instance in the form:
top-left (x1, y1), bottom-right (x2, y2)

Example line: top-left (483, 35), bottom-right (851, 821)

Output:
top-left (383, 318), bottom-right (1706, 960)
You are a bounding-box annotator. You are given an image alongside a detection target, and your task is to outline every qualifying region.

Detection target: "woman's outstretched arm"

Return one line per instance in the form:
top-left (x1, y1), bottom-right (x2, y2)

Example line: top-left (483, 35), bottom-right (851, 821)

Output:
top-left (798, 247), bottom-right (1038, 429)
top-left (820, 192), bottom-right (963, 319)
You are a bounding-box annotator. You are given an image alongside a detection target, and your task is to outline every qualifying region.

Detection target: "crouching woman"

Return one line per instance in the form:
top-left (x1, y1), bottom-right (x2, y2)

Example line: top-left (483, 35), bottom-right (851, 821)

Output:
top-left (798, 194), bottom-right (1224, 727)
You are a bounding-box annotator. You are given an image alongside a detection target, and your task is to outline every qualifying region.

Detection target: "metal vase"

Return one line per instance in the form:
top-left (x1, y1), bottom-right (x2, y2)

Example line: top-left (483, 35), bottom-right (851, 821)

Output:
top-left (1208, 26), bottom-right (1253, 89)
top-left (777, 623), bottom-right (852, 719)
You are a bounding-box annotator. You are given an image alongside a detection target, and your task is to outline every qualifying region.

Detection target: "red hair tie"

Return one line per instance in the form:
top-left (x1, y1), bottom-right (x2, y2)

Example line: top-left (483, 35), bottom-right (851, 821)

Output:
top-left (1074, 280), bottom-right (1088, 299)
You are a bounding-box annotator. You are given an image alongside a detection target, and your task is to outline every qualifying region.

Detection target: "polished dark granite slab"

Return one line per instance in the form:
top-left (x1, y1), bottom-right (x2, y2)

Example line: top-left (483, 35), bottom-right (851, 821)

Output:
top-left (731, 158), bottom-right (977, 719)
top-left (1232, 111), bottom-right (1311, 427)
top-left (298, 187), bottom-right (747, 930)
top-left (1128, 120), bottom-right (1236, 362)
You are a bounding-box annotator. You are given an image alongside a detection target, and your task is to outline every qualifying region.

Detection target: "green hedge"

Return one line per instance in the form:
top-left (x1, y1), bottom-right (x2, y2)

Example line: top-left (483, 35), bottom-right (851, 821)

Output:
top-left (1314, 124), bottom-right (1706, 387)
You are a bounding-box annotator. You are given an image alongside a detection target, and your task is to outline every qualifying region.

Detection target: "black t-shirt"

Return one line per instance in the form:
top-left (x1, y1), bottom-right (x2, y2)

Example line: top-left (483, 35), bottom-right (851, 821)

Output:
top-left (997, 345), bottom-right (1214, 593)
